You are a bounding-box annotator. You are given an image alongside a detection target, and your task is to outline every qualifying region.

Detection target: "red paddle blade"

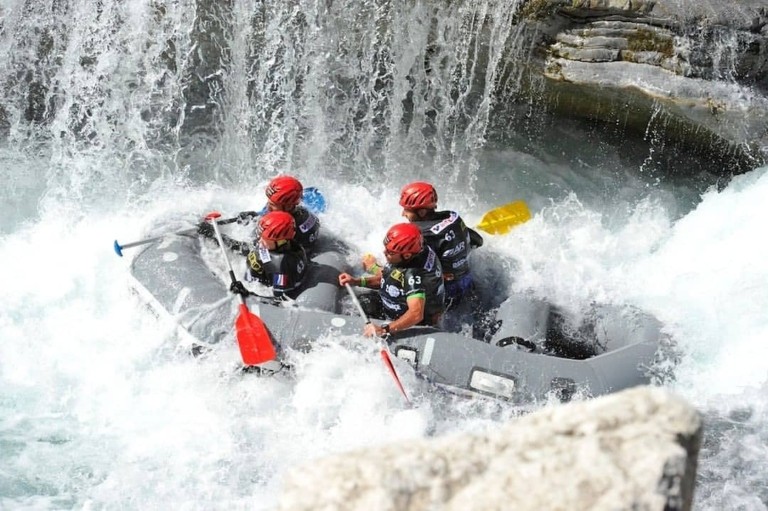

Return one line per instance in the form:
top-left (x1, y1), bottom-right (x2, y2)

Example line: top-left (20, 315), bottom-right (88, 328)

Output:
top-left (380, 349), bottom-right (410, 404)
top-left (235, 303), bottom-right (277, 365)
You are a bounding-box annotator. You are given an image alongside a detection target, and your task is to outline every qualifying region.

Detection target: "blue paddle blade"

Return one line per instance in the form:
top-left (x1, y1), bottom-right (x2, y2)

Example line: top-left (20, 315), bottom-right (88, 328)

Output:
top-left (259, 187), bottom-right (326, 216)
top-left (113, 240), bottom-right (124, 257)
top-left (302, 187), bottom-right (327, 213)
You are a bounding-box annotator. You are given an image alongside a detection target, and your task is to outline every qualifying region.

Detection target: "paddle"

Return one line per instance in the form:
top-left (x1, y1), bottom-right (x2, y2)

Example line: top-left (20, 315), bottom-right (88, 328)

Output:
top-left (114, 187), bottom-right (326, 257)
top-left (475, 200), bottom-right (531, 235)
top-left (113, 217), bottom-right (239, 257)
top-left (206, 211), bottom-right (277, 366)
top-left (344, 284), bottom-right (411, 405)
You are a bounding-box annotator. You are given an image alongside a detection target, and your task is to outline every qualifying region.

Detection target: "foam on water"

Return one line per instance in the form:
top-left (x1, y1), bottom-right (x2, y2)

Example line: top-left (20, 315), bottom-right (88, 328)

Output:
top-left (2, 0), bottom-right (767, 506)
top-left (2, 167), bottom-right (767, 508)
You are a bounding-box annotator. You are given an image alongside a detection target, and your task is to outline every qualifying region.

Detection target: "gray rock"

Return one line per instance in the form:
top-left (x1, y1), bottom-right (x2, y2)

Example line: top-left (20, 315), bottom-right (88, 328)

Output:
top-left (278, 386), bottom-right (702, 511)
top-left (519, 0), bottom-right (768, 167)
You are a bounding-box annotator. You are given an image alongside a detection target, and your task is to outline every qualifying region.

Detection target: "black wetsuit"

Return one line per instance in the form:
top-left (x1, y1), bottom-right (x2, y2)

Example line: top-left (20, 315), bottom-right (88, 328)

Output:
top-left (375, 245), bottom-right (445, 325)
top-left (244, 241), bottom-right (308, 300)
top-left (411, 210), bottom-right (483, 302)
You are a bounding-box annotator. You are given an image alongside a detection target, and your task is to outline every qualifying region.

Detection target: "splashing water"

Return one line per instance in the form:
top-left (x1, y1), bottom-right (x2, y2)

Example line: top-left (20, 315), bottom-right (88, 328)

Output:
top-left (1, 0), bottom-right (767, 509)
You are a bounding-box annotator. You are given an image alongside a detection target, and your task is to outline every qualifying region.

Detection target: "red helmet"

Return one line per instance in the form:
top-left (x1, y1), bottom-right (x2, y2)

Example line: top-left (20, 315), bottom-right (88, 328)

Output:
top-left (258, 211), bottom-right (296, 241)
top-left (383, 223), bottom-right (423, 255)
top-left (399, 181), bottom-right (438, 210)
top-left (265, 175), bottom-right (303, 208)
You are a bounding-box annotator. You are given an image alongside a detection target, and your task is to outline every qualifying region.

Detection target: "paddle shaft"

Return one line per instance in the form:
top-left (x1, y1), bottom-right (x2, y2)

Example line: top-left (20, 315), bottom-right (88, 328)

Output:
top-left (344, 284), bottom-right (411, 405)
top-left (114, 217), bottom-right (239, 256)
top-left (345, 283), bottom-right (371, 324)
top-left (211, 217), bottom-right (246, 306)
top-left (118, 228), bottom-right (195, 250)
top-left (115, 186), bottom-right (325, 256)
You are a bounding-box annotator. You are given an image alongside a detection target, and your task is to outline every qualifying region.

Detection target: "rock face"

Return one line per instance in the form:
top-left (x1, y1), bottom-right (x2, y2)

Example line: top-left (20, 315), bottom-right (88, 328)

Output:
top-left (277, 386), bottom-right (702, 511)
top-left (519, 0), bottom-right (768, 171)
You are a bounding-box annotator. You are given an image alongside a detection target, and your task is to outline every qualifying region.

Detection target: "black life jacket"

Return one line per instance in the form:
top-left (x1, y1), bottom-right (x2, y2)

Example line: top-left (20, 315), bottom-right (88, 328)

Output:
top-left (378, 245), bottom-right (445, 322)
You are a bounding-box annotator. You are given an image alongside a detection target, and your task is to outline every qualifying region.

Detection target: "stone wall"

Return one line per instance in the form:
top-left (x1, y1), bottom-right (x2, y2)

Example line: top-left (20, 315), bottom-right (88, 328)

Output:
top-left (517, 0), bottom-right (768, 171)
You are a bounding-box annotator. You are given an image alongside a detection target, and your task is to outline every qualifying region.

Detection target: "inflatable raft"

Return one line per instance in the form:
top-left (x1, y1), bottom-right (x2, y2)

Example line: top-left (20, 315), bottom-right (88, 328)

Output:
top-left (127, 231), bottom-right (664, 403)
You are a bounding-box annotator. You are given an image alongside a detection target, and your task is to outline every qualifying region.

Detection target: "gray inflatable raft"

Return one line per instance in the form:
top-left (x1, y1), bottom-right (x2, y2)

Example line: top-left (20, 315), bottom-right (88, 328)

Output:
top-left (128, 232), bottom-right (664, 403)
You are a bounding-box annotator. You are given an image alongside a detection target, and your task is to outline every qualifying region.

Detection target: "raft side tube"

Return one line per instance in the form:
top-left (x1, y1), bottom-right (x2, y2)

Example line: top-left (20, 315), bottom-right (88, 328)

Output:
top-left (294, 250), bottom-right (351, 313)
top-left (129, 234), bottom-right (234, 345)
top-left (490, 294), bottom-right (551, 346)
top-left (390, 330), bottom-right (611, 402)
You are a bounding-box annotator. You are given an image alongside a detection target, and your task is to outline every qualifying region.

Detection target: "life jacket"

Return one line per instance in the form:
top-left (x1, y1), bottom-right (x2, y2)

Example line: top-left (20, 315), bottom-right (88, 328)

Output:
top-left (378, 245), bottom-right (445, 323)
top-left (245, 241), bottom-right (308, 299)
top-left (413, 210), bottom-right (473, 281)
top-left (292, 205), bottom-right (320, 252)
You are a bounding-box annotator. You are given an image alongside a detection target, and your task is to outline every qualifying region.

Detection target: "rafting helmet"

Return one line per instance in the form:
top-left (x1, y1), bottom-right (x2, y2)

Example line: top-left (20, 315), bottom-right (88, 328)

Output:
top-left (258, 211), bottom-right (296, 241)
top-left (265, 175), bottom-right (303, 208)
top-left (399, 181), bottom-right (438, 210)
top-left (383, 223), bottom-right (423, 255)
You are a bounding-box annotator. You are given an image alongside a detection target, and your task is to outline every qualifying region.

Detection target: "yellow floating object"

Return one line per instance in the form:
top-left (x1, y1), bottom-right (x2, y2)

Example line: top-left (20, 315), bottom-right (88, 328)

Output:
top-left (476, 200), bottom-right (532, 235)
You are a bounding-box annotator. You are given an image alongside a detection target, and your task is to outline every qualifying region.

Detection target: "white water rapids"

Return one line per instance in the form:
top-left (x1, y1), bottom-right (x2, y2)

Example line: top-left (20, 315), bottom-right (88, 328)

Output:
top-left (1, 0), bottom-right (767, 509)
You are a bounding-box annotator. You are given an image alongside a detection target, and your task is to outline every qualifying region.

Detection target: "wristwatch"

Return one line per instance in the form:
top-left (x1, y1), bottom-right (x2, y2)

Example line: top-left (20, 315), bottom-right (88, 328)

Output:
top-left (382, 323), bottom-right (391, 334)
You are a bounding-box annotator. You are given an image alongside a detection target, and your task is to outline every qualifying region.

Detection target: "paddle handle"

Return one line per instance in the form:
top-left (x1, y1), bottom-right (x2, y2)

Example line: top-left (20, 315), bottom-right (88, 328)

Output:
top-left (207, 212), bottom-right (247, 306)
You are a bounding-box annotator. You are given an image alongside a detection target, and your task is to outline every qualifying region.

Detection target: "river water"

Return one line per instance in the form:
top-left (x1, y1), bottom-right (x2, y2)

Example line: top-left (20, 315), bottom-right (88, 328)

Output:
top-left (1, 0), bottom-right (766, 509)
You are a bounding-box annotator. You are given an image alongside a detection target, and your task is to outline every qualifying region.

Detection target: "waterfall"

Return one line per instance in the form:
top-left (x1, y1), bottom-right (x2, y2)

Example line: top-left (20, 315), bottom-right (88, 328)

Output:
top-left (1, 0), bottom-right (530, 211)
top-left (2, 1), bottom-right (767, 508)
